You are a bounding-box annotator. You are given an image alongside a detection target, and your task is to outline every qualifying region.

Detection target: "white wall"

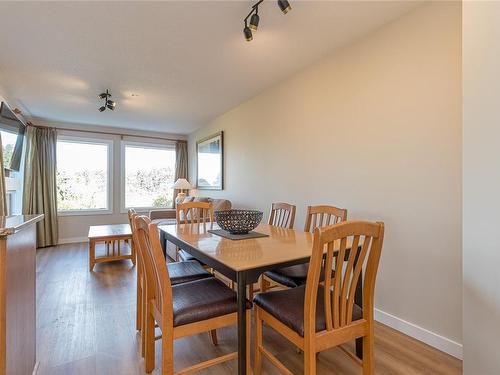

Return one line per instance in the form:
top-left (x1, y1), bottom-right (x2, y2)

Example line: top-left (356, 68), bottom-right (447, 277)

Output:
top-left (463, 2), bottom-right (500, 374)
top-left (189, 2), bottom-right (462, 355)
top-left (32, 119), bottom-right (186, 242)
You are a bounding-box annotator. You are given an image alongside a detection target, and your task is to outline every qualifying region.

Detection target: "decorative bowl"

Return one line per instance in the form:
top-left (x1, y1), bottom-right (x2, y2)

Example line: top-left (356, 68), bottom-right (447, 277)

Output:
top-left (214, 209), bottom-right (263, 235)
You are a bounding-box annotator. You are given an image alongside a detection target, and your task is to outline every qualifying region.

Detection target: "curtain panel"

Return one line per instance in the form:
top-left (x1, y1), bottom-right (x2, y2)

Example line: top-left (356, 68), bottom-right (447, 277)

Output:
top-left (22, 126), bottom-right (58, 247)
top-left (0, 133), bottom-right (7, 216)
top-left (174, 141), bottom-right (188, 206)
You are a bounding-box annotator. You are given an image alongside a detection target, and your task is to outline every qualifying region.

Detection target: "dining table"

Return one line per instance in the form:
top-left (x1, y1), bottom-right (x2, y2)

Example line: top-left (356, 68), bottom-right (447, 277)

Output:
top-left (158, 222), bottom-right (362, 375)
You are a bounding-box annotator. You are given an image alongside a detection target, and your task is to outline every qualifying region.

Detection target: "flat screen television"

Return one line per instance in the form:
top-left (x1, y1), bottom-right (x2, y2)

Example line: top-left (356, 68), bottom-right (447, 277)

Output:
top-left (0, 102), bottom-right (26, 171)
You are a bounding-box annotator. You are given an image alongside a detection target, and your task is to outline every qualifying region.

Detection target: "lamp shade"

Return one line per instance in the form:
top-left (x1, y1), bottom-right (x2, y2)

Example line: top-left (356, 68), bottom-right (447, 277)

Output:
top-left (172, 178), bottom-right (192, 190)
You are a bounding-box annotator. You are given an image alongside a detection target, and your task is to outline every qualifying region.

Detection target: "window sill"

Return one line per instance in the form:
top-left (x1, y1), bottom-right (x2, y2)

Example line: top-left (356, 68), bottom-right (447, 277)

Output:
top-left (58, 209), bottom-right (113, 217)
top-left (120, 207), bottom-right (174, 215)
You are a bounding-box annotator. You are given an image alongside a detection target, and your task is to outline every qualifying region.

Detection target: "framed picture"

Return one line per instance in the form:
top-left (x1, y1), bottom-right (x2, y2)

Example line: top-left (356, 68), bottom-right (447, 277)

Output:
top-left (196, 131), bottom-right (223, 190)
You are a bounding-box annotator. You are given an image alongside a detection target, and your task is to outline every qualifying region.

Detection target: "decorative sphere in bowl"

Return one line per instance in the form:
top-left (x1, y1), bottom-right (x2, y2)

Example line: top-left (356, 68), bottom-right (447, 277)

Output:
top-left (214, 209), bottom-right (263, 234)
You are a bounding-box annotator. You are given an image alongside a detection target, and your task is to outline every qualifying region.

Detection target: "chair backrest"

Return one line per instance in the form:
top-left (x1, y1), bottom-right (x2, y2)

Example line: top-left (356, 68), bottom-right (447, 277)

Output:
top-left (304, 221), bottom-right (384, 336)
top-left (128, 208), bottom-right (141, 271)
top-left (304, 205), bottom-right (348, 232)
top-left (176, 201), bottom-right (214, 225)
top-left (133, 215), bottom-right (173, 325)
top-left (268, 202), bottom-right (296, 229)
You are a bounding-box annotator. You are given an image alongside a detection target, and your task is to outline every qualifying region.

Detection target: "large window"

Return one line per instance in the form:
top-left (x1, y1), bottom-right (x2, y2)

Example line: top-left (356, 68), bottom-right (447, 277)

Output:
top-left (122, 142), bottom-right (175, 210)
top-left (56, 137), bottom-right (112, 214)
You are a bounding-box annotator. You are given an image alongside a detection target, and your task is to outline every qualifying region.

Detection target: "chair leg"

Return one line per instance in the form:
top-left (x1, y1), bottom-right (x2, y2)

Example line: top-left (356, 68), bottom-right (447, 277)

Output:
top-left (304, 340), bottom-right (316, 375)
top-left (362, 329), bottom-right (374, 375)
top-left (209, 329), bottom-right (218, 346)
top-left (161, 328), bottom-right (174, 375)
top-left (136, 270), bottom-right (142, 331)
top-left (254, 309), bottom-right (263, 375)
top-left (145, 304), bottom-right (156, 373)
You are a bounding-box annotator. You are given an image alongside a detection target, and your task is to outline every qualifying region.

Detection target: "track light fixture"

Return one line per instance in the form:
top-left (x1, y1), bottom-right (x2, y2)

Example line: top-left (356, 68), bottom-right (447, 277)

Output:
top-left (278, 0), bottom-right (291, 15)
top-left (243, 0), bottom-right (291, 42)
top-left (97, 89), bottom-right (116, 112)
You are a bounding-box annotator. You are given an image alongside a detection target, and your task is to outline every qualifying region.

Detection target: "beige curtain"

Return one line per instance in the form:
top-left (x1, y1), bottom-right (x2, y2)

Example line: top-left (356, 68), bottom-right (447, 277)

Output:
top-left (0, 133), bottom-right (7, 216)
top-left (174, 141), bottom-right (188, 206)
top-left (22, 126), bottom-right (58, 247)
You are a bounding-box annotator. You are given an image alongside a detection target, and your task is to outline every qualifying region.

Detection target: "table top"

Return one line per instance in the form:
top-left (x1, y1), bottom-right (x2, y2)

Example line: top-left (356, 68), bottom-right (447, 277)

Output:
top-left (159, 223), bottom-right (315, 272)
top-left (88, 224), bottom-right (132, 239)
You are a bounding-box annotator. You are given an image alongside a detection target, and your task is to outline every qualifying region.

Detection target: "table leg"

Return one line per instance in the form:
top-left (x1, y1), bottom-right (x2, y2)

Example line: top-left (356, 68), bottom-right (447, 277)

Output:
top-left (89, 240), bottom-right (95, 271)
top-left (236, 271), bottom-right (247, 375)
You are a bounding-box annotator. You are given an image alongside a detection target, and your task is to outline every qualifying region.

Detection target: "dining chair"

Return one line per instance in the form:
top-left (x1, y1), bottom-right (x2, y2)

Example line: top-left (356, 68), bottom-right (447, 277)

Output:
top-left (268, 202), bottom-right (296, 229)
top-left (134, 215), bottom-right (252, 374)
top-left (261, 205), bottom-right (347, 292)
top-left (128, 209), bottom-right (216, 358)
top-left (254, 220), bottom-right (385, 375)
top-left (175, 201), bottom-right (214, 262)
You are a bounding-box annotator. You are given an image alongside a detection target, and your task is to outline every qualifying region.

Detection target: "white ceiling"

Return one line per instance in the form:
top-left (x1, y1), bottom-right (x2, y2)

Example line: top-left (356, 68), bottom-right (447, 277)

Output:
top-left (0, 1), bottom-right (420, 135)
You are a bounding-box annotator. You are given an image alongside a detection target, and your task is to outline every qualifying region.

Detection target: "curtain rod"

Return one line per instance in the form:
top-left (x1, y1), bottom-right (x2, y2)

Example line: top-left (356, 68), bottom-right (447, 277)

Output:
top-left (12, 108), bottom-right (187, 143)
top-left (30, 123), bottom-right (187, 143)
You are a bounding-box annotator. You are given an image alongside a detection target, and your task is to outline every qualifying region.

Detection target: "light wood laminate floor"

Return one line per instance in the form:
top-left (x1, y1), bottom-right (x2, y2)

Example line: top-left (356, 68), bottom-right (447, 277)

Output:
top-left (36, 242), bottom-right (462, 374)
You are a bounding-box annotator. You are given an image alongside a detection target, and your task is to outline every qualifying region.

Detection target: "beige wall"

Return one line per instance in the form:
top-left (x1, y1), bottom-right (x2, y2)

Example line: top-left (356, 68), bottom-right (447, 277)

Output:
top-left (31, 119), bottom-right (186, 241)
top-left (463, 2), bottom-right (500, 373)
top-left (189, 2), bottom-right (462, 349)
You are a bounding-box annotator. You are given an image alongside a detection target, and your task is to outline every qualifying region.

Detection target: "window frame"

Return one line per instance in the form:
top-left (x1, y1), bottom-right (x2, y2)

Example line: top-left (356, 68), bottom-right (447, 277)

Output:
top-left (56, 135), bottom-right (114, 216)
top-left (120, 140), bottom-right (176, 213)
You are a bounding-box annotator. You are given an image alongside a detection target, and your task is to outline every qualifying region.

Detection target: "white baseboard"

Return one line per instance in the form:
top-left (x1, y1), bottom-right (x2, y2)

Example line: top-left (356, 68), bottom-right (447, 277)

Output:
top-left (58, 236), bottom-right (88, 244)
top-left (374, 308), bottom-right (463, 359)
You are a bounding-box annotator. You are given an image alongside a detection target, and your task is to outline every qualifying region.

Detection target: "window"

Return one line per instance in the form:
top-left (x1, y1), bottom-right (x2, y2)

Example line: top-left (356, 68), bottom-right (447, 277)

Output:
top-left (121, 142), bottom-right (176, 210)
top-left (56, 137), bottom-right (112, 214)
top-left (1, 129), bottom-right (17, 169)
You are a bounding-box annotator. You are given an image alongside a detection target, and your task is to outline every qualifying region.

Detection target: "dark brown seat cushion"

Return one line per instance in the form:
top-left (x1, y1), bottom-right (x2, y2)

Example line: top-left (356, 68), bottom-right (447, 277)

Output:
top-left (253, 285), bottom-right (362, 337)
top-left (167, 261), bottom-right (212, 286)
top-left (264, 263), bottom-right (332, 288)
top-left (264, 264), bottom-right (310, 288)
top-left (172, 278), bottom-right (252, 327)
top-left (178, 249), bottom-right (199, 262)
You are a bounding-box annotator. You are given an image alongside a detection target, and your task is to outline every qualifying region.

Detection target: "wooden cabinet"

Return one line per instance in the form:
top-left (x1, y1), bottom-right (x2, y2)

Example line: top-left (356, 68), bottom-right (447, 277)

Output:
top-left (0, 215), bottom-right (43, 375)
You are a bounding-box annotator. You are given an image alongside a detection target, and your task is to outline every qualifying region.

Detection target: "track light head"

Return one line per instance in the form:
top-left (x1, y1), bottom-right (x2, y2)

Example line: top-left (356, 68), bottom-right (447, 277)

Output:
top-left (249, 13), bottom-right (260, 31)
top-left (278, 0), bottom-right (291, 14)
top-left (107, 100), bottom-right (116, 108)
top-left (99, 106), bottom-right (106, 112)
top-left (98, 92), bottom-right (108, 99)
top-left (107, 104), bottom-right (115, 110)
top-left (244, 25), bottom-right (253, 42)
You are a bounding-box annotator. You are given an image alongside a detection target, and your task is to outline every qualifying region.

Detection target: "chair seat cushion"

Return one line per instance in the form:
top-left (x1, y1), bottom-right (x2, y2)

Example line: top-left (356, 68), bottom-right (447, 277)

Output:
top-left (178, 249), bottom-right (198, 262)
top-left (253, 285), bottom-right (362, 337)
top-left (264, 264), bottom-right (310, 288)
top-left (167, 261), bottom-right (212, 286)
top-left (173, 278), bottom-right (252, 327)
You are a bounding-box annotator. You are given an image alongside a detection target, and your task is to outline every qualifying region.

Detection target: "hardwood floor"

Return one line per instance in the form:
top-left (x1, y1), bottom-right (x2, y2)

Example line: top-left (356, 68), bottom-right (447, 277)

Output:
top-left (36, 242), bottom-right (462, 374)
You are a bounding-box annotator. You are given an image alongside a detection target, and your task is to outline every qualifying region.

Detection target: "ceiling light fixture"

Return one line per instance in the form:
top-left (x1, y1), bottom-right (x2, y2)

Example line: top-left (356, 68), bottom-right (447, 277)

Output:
top-left (97, 89), bottom-right (116, 112)
top-left (277, 0), bottom-right (291, 15)
top-left (243, 0), bottom-right (291, 42)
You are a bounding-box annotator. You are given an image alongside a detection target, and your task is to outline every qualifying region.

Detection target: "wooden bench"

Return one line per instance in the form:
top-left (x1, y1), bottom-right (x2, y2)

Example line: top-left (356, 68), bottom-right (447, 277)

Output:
top-left (88, 224), bottom-right (135, 271)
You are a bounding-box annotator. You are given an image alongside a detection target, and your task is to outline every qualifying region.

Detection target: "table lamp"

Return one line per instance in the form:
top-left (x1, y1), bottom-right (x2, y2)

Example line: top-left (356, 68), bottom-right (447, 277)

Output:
top-left (172, 178), bottom-right (192, 204)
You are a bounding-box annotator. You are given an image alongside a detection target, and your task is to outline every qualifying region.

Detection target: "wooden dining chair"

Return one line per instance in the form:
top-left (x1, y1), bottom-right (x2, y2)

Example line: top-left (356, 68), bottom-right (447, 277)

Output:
top-left (134, 215), bottom-right (252, 374)
top-left (128, 209), bottom-right (215, 358)
top-left (261, 204), bottom-right (347, 292)
top-left (175, 201), bottom-right (214, 262)
top-left (254, 220), bottom-right (385, 375)
top-left (268, 202), bottom-right (296, 229)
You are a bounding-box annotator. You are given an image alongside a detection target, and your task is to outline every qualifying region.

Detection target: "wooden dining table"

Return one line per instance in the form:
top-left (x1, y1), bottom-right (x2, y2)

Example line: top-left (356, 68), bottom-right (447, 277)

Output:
top-left (158, 222), bottom-right (362, 375)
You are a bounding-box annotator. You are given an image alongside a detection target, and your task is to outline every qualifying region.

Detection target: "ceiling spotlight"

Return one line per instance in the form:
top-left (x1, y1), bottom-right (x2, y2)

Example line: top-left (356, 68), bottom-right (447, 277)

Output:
top-left (97, 89), bottom-right (116, 112)
top-left (243, 0), bottom-right (291, 41)
top-left (278, 0), bottom-right (291, 14)
top-left (249, 11), bottom-right (260, 31)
